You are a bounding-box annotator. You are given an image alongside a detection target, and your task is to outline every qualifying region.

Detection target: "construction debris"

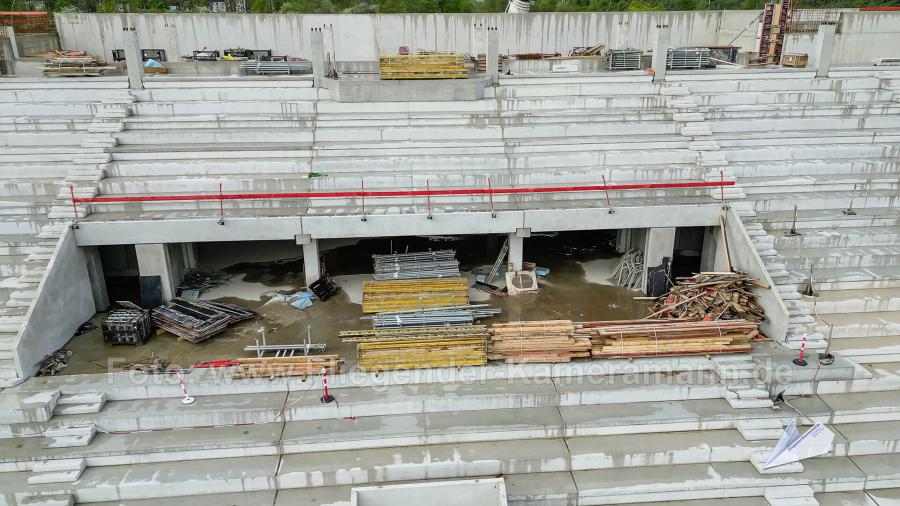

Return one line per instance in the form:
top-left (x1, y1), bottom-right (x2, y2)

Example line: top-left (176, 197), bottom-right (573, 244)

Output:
top-left (178, 271), bottom-right (232, 296)
top-left (38, 348), bottom-right (73, 376)
top-left (366, 305), bottom-right (501, 329)
top-left (309, 277), bottom-right (340, 301)
top-left (233, 355), bottom-right (342, 379)
top-left (610, 250), bottom-right (644, 290)
top-left (569, 42), bottom-right (605, 57)
top-left (123, 353), bottom-right (169, 374)
top-left (151, 299), bottom-right (255, 343)
top-left (379, 54), bottom-right (468, 79)
top-left (585, 319), bottom-right (759, 358)
top-left (488, 320), bottom-right (591, 363)
top-left (346, 326), bottom-right (488, 371)
top-left (645, 272), bottom-right (767, 322)
top-left (362, 278), bottom-right (469, 313)
top-left (42, 50), bottom-right (112, 77)
top-left (373, 250), bottom-right (461, 280)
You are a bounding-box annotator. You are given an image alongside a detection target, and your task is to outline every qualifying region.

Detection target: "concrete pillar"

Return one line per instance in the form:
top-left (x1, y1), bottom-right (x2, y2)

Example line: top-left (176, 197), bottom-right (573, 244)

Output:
top-left (700, 226), bottom-right (728, 272)
top-left (309, 28), bottom-right (326, 87)
top-left (181, 243), bottom-right (199, 270)
top-left (135, 243), bottom-right (183, 304)
top-left (810, 24), bottom-right (836, 78)
top-left (486, 27), bottom-right (500, 85)
top-left (297, 234), bottom-right (321, 287)
top-left (507, 228), bottom-right (530, 272)
top-left (643, 227), bottom-right (676, 296)
top-left (122, 28), bottom-right (144, 90)
top-left (651, 26), bottom-right (669, 82)
top-left (83, 246), bottom-right (109, 312)
top-left (0, 35), bottom-right (15, 76)
top-left (4, 26), bottom-right (19, 60)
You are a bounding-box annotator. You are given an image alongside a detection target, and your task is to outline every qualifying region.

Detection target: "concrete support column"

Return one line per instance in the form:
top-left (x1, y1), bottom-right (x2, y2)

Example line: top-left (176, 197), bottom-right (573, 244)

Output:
top-left (135, 243), bottom-right (182, 305)
top-left (4, 26), bottom-right (19, 60)
top-left (811, 24), bottom-right (836, 78)
top-left (651, 26), bottom-right (669, 82)
top-left (181, 243), bottom-right (199, 270)
top-left (486, 26), bottom-right (500, 85)
top-left (507, 228), bottom-right (530, 272)
top-left (83, 246), bottom-right (109, 312)
top-left (297, 234), bottom-right (321, 287)
top-left (122, 28), bottom-right (144, 90)
top-left (309, 28), bottom-right (326, 87)
top-left (643, 227), bottom-right (676, 296)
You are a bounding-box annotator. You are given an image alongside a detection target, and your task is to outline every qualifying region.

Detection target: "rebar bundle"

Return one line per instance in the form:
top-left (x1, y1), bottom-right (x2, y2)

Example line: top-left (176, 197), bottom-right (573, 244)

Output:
top-left (102, 309), bottom-right (152, 345)
top-left (667, 48), bottom-right (711, 69)
top-left (239, 60), bottom-right (312, 75)
top-left (372, 250), bottom-right (461, 280)
top-left (367, 304), bottom-right (502, 329)
top-left (607, 49), bottom-right (642, 71)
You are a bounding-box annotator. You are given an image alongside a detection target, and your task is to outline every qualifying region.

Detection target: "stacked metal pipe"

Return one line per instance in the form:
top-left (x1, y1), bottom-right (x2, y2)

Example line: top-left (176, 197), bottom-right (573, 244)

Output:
top-left (366, 304), bottom-right (502, 329)
top-left (373, 250), bottom-right (460, 280)
top-left (239, 60), bottom-right (312, 75)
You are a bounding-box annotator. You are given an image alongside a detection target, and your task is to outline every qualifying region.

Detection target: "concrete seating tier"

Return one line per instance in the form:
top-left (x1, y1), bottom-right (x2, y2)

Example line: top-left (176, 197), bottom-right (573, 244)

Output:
top-left (0, 354), bottom-right (898, 505)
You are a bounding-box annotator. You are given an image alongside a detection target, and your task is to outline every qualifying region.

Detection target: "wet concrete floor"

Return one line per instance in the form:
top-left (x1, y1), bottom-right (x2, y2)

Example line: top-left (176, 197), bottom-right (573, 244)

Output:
top-left (60, 233), bottom-right (648, 375)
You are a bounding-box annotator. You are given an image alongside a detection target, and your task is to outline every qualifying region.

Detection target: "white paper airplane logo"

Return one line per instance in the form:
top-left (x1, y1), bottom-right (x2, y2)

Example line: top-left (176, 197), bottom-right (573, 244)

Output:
top-left (764, 419), bottom-right (835, 469)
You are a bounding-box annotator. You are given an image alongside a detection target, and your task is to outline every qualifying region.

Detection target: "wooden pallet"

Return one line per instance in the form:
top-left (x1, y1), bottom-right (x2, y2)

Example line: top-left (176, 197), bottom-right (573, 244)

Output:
top-left (379, 54), bottom-right (468, 80)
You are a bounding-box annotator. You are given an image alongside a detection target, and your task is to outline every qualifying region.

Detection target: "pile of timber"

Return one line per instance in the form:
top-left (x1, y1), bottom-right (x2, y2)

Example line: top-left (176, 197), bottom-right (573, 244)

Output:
top-left (152, 298), bottom-right (256, 343)
top-left (646, 272), bottom-right (767, 322)
top-left (232, 355), bottom-right (341, 379)
top-left (489, 320), bottom-right (591, 363)
top-left (361, 278), bottom-right (469, 313)
top-left (342, 326), bottom-right (488, 371)
top-left (568, 42), bottom-right (606, 57)
top-left (586, 319), bottom-right (759, 358)
top-left (379, 54), bottom-right (468, 80)
top-left (42, 50), bottom-right (112, 76)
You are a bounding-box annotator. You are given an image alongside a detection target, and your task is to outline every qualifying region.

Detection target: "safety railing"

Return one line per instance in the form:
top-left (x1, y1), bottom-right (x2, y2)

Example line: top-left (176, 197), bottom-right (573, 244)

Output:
top-left (70, 174), bottom-right (734, 223)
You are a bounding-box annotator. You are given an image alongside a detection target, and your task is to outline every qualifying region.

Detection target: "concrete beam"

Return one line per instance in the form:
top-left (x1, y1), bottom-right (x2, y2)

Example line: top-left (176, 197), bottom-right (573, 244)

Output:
top-left (651, 26), bottom-right (669, 82)
top-left (811, 24), bottom-right (836, 78)
top-left (303, 239), bottom-right (320, 287)
top-left (486, 26), bottom-right (500, 85)
top-left (181, 243), bottom-right (198, 270)
top-left (309, 28), bottom-right (326, 87)
top-left (643, 227), bottom-right (676, 296)
top-left (121, 28), bottom-right (144, 90)
top-left (71, 205), bottom-right (726, 246)
top-left (83, 246), bottom-right (109, 312)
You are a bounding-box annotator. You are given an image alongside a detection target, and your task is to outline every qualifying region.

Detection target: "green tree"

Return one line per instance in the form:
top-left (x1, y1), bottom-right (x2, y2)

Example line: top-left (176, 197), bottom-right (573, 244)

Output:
top-left (279, 0), bottom-right (336, 11)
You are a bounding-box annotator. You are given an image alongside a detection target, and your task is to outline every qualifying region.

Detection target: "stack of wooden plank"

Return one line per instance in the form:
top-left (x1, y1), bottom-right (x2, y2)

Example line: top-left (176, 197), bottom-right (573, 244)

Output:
top-left (362, 278), bottom-right (469, 313)
top-left (488, 320), bottom-right (591, 363)
top-left (42, 50), bottom-right (112, 77)
top-left (646, 272), bottom-right (767, 322)
top-left (587, 319), bottom-right (759, 359)
top-left (232, 355), bottom-right (342, 379)
top-left (379, 54), bottom-right (468, 79)
top-left (344, 326), bottom-right (488, 371)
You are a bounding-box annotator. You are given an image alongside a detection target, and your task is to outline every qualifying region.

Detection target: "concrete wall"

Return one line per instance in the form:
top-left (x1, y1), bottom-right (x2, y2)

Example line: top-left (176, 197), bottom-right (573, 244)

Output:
top-left (784, 11), bottom-right (900, 66)
top-left (14, 228), bottom-right (96, 378)
top-left (721, 209), bottom-right (789, 341)
top-left (54, 11), bottom-right (763, 64)
top-left (15, 33), bottom-right (60, 56)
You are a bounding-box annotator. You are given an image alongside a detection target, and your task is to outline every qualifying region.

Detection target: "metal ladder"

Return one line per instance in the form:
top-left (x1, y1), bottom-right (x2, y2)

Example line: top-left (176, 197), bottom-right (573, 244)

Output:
top-left (485, 238), bottom-right (509, 284)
